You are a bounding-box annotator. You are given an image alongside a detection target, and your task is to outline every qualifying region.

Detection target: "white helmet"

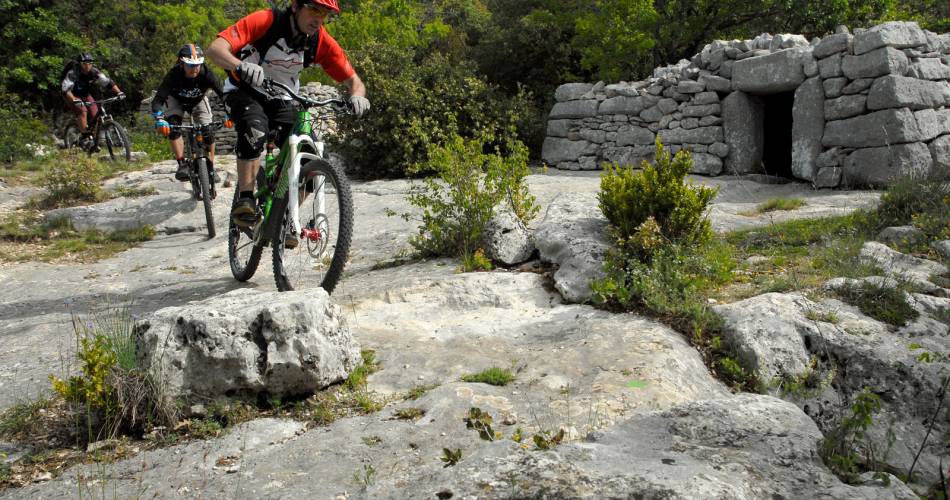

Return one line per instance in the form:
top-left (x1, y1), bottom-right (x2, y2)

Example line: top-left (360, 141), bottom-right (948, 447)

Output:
top-left (178, 44), bottom-right (204, 65)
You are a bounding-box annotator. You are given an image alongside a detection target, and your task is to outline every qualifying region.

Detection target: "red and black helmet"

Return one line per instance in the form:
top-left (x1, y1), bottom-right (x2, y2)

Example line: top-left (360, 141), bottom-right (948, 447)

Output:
top-left (297, 0), bottom-right (339, 14)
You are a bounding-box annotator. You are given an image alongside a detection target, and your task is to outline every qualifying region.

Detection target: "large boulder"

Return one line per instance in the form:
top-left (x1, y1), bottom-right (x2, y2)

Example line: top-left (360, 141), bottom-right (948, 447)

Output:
top-left (866, 75), bottom-right (950, 111)
top-left (549, 100), bottom-right (598, 119)
top-left (534, 193), bottom-right (610, 303)
top-left (481, 206), bottom-right (535, 266)
top-left (841, 47), bottom-right (909, 80)
top-left (135, 288), bottom-right (361, 401)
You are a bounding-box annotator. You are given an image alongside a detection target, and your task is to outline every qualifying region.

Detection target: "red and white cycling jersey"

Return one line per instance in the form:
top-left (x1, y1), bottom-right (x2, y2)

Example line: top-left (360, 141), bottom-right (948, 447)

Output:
top-left (218, 9), bottom-right (354, 96)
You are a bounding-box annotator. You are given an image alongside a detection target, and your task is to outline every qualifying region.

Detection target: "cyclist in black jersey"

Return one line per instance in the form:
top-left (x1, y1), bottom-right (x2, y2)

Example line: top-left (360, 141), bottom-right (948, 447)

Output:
top-left (152, 44), bottom-right (228, 182)
top-left (62, 53), bottom-right (124, 144)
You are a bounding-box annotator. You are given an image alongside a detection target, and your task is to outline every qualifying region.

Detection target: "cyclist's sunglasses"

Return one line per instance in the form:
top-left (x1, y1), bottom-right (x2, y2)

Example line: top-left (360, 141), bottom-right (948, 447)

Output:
top-left (184, 63), bottom-right (201, 69)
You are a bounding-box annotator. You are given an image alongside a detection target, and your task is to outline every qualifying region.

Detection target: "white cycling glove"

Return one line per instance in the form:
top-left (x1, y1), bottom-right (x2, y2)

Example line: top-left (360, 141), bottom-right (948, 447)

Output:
top-left (236, 61), bottom-right (265, 87)
top-left (349, 95), bottom-right (370, 118)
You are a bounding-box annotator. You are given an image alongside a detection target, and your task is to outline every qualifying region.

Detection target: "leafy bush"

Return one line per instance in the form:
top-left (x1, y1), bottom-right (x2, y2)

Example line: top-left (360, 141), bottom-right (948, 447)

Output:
top-left (399, 131), bottom-right (538, 261)
top-left (598, 139), bottom-right (717, 260)
top-left (820, 389), bottom-right (890, 482)
top-left (0, 89), bottom-right (50, 164)
top-left (335, 43), bottom-right (539, 178)
top-left (40, 153), bottom-right (106, 207)
top-left (49, 303), bottom-right (176, 442)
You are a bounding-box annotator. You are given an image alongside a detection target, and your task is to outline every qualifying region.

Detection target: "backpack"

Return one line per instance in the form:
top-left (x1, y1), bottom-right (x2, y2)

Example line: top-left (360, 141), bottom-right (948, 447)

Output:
top-left (59, 59), bottom-right (78, 82)
top-left (242, 7), bottom-right (319, 69)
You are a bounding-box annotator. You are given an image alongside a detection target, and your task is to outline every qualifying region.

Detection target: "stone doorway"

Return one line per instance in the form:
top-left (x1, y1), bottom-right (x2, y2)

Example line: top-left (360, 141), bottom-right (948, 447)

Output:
top-left (760, 91), bottom-right (795, 178)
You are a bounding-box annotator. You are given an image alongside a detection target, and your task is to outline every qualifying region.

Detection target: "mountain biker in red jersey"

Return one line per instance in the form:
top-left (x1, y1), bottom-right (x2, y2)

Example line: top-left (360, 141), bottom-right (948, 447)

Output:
top-left (152, 44), bottom-right (227, 183)
top-left (206, 0), bottom-right (369, 231)
top-left (62, 53), bottom-right (124, 146)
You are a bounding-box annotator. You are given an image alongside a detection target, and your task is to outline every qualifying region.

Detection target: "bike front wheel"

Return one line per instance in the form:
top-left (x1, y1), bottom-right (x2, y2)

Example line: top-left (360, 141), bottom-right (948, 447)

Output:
top-left (272, 159), bottom-right (353, 293)
top-left (197, 158), bottom-right (215, 239)
top-left (101, 122), bottom-right (132, 162)
top-left (228, 189), bottom-right (263, 281)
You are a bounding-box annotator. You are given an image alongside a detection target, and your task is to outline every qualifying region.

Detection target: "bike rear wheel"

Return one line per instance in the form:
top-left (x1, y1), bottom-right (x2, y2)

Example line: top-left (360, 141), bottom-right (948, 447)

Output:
top-left (228, 189), bottom-right (263, 281)
top-left (101, 122), bottom-right (132, 162)
top-left (272, 158), bottom-right (353, 293)
top-left (197, 158), bottom-right (215, 239)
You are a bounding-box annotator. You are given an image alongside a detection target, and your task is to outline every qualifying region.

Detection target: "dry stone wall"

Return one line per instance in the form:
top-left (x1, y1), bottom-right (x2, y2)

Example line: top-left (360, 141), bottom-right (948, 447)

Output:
top-left (542, 22), bottom-right (950, 188)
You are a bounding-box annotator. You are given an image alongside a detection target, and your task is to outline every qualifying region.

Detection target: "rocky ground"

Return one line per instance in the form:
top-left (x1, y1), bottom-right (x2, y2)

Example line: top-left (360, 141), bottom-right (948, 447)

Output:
top-left (1, 155), bottom-right (943, 498)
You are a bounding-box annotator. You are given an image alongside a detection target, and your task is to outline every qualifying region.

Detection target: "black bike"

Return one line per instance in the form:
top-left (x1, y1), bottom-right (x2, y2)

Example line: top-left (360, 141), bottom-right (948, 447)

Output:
top-left (63, 95), bottom-right (132, 162)
top-left (168, 121), bottom-right (225, 239)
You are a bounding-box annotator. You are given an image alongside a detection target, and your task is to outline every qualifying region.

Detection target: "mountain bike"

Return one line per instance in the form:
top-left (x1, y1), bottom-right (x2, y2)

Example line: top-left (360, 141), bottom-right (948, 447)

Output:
top-left (63, 95), bottom-right (132, 162)
top-left (168, 121), bottom-right (227, 239)
top-left (228, 80), bottom-right (354, 293)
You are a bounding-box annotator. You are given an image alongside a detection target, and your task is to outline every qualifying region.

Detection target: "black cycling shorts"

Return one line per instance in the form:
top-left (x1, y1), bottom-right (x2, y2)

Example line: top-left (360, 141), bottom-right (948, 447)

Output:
top-left (225, 89), bottom-right (298, 160)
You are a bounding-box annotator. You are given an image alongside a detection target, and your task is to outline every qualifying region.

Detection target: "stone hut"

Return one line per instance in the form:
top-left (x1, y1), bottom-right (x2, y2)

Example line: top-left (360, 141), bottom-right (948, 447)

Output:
top-left (542, 21), bottom-right (950, 187)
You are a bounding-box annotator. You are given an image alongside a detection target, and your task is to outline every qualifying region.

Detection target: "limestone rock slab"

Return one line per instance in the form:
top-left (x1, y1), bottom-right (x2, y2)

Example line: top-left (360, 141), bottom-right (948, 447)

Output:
top-left (555, 83), bottom-right (595, 102)
top-left (841, 47), bottom-right (908, 79)
top-left (853, 21), bottom-right (928, 55)
top-left (791, 77), bottom-right (824, 181)
top-left (823, 108), bottom-right (924, 148)
top-left (843, 142), bottom-right (934, 186)
top-left (867, 75), bottom-right (950, 111)
top-left (534, 193), bottom-right (609, 303)
top-left (732, 48), bottom-right (807, 94)
top-left (722, 91), bottom-right (764, 174)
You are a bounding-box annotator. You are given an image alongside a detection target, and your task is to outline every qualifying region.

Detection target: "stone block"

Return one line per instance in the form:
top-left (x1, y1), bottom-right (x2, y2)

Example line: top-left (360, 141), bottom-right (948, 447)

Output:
top-left (639, 106), bottom-right (665, 123)
top-left (681, 104), bottom-right (721, 118)
top-left (822, 77), bottom-right (847, 98)
top-left (823, 108), bottom-right (924, 148)
top-left (546, 119), bottom-right (571, 138)
top-left (709, 142), bottom-right (729, 158)
top-left (658, 126), bottom-right (724, 145)
top-left (691, 92), bottom-right (720, 105)
top-left (841, 47), bottom-right (908, 79)
top-left (723, 91), bottom-right (764, 174)
top-left (803, 54), bottom-right (819, 77)
top-left (615, 126), bottom-right (656, 146)
top-left (814, 166), bottom-right (842, 188)
top-left (677, 80), bottom-right (706, 93)
top-left (699, 115), bottom-right (723, 126)
top-left (657, 98), bottom-right (679, 114)
top-left (792, 77), bottom-right (824, 181)
top-left (732, 48), bottom-right (807, 94)
top-left (598, 96), bottom-right (644, 115)
top-left (602, 146), bottom-right (654, 166)
top-left (549, 100), bottom-right (598, 119)
top-left (823, 95), bottom-right (867, 121)
top-left (555, 83), bottom-right (595, 102)
top-left (813, 33), bottom-right (853, 59)
top-left (841, 78), bottom-right (874, 95)
top-left (699, 74), bottom-right (732, 93)
top-left (690, 153), bottom-right (724, 175)
top-left (843, 142), bottom-right (934, 186)
top-left (817, 147), bottom-right (844, 168)
top-left (867, 75), bottom-right (950, 110)
top-left (579, 129), bottom-right (606, 144)
top-left (907, 58), bottom-right (950, 80)
top-left (853, 21), bottom-right (928, 55)
top-left (719, 60), bottom-right (735, 78)
top-left (931, 135), bottom-right (950, 176)
top-left (914, 109), bottom-right (949, 142)
top-left (818, 54), bottom-right (843, 79)
top-left (542, 137), bottom-right (595, 164)
top-left (681, 117), bottom-right (700, 129)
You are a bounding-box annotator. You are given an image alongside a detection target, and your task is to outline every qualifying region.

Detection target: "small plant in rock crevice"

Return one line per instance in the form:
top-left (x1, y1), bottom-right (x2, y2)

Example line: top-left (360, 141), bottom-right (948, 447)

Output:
top-left (461, 367), bottom-right (515, 386)
top-left (819, 388), bottom-right (893, 483)
top-left (440, 448), bottom-right (462, 467)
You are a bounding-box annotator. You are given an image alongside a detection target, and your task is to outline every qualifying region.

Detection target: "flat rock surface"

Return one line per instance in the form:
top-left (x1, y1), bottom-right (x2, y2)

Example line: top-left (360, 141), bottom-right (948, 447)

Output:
top-left (0, 158), bottom-right (893, 497)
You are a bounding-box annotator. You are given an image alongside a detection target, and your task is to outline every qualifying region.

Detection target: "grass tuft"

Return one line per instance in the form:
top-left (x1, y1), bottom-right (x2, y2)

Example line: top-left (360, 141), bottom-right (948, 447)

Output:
top-left (461, 367), bottom-right (515, 386)
top-left (756, 197), bottom-right (806, 213)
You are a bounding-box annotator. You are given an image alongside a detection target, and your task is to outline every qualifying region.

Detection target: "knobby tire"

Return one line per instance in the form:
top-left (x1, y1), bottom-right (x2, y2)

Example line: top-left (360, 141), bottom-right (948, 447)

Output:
top-left (228, 188), bottom-right (263, 281)
top-left (102, 122), bottom-right (132, 162)
top-left (197, 158), bottom-right (215, 239)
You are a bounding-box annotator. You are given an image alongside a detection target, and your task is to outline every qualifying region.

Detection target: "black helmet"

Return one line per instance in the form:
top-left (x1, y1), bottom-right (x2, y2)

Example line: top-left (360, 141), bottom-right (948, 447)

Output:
top-left (78, 53), bottom-right (94, 63)
top-left (177, 44), bottom-right (204, 65)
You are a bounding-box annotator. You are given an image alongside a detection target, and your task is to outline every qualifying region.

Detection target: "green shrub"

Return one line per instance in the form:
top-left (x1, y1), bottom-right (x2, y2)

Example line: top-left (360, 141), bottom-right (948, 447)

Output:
top-left (400, 131), bottom-right (537, 261)
top-left (40, 153), bottom-right (106, 207)
top-left (834, 280), bottom-right (919, 327)
top-left (820, 389), bottom-right (889, 482)
top-left (756, 197), bottom-right (806, 213)
top-left (0, 89), bottom-right (50, 164)
top-left (461, 367), bottom-right (515, 386)
top-left (335, 44), bottom-right (540, 178)
top-left (598, 139), bottom-right (717, 260)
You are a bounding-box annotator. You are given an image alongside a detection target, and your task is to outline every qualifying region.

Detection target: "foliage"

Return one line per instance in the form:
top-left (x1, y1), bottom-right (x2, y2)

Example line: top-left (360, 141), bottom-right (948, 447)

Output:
top-left (461, 366), bottom-right (515, 386)
top-left (406, 383), bottom-right (439, 400)
top-left (49, 303), bottom-right (176, 442)
top-left (335, 42), bottom-right (539, 178)
top-left (532, 428), bottom-right (565, 450)
top-left (464, 407), bottom-right (500, 441)
top-left (598, 140), bottom-right (717, 260)
top-left (573, 0), bottom-right (657, 82)
top-left (0, 88), bottom-right (50, 164)
top-left (757, 197), bottom-right (806, 213)
top-left (834, 279), bottom-right (919, 327)
top-left (399, 132), bottom-right (537, 262)
top-left (39, 154), bottom-right (106, 207)
top-left (460, 248), bottom-right (493, 272)
top-left (344, 349), bottom-right (380, 391)
top-left (440, 447), bottom-right (462, 467)
top-left (820, 389), bottom-right (890, 482)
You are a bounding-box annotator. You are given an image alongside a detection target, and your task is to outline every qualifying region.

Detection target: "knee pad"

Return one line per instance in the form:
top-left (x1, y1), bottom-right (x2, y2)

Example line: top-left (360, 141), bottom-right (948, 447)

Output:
top-left (166, 116), bottom-right (183, 140)
top-left (237, 121), bottom-right (267, 160)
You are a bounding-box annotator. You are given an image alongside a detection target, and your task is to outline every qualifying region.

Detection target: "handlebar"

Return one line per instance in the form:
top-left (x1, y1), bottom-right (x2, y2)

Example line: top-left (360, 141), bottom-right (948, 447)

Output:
top-left (258, 79), bottom-right (352, 114)
top-left (167, 121), bottom-right (226, 132)
top-left (73, 94), bottom-right (126, 106)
